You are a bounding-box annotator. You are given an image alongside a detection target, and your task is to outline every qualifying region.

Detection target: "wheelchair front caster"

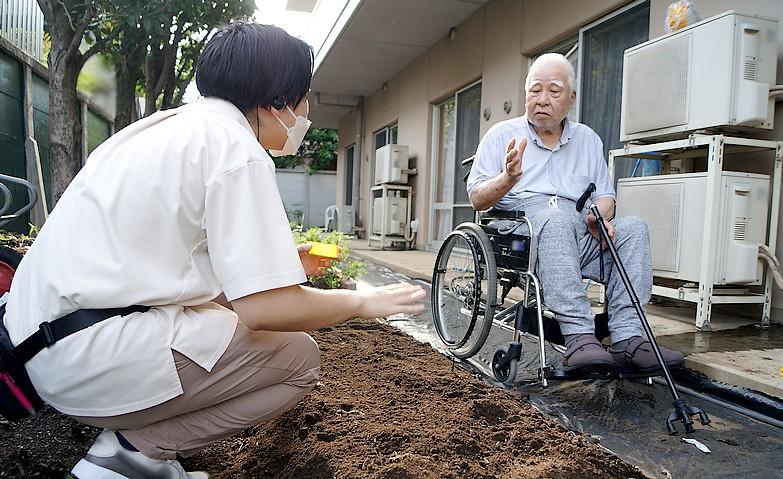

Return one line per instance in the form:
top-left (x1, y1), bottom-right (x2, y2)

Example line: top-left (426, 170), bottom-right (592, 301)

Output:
top-left (492, 343), bottom-right (521, 386)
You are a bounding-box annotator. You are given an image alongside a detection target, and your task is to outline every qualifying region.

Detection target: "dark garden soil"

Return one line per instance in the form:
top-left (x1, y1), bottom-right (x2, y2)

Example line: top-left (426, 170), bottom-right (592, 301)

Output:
top-left (2, 317), bottom-right (644, 479)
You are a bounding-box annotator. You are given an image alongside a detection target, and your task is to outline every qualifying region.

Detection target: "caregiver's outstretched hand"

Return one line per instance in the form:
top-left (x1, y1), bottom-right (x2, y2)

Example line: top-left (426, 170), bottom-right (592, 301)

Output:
top-left (357, 283), bottom-right (426, 319)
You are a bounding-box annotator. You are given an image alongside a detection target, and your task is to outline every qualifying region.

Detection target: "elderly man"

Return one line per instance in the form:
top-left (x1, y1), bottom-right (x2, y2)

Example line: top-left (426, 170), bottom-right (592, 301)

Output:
top-left (467, 53), bottom-right (683, 374)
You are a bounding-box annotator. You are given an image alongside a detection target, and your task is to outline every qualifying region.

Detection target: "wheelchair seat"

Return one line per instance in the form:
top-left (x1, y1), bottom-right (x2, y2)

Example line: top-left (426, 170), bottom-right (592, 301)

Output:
top-left (477, 210), bottom-right (531, 271)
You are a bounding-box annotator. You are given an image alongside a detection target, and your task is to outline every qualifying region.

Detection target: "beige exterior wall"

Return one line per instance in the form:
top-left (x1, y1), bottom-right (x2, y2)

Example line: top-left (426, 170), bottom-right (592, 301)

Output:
top-left (520, 0), bottom-right (629, 53)
top-left (335, 0), bottom-right (783, 321)
top-left (337, 0), bottom-right (526, 249)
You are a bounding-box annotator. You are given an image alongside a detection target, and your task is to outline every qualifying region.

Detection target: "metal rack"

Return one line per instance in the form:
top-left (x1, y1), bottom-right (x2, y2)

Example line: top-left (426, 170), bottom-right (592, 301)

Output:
top-left (367, 184), bottom-right (412, 249)
top-left (609, 134), bottom-right (782, 330)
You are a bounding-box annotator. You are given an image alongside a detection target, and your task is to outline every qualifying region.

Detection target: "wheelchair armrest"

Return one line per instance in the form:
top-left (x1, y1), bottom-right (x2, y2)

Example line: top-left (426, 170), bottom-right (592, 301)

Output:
top-left (480, 209), bottom-right (526, 221)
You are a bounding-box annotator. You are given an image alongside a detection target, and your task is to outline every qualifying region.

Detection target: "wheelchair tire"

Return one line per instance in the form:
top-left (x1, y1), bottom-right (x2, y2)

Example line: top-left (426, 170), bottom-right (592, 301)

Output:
top-left (0, 246), bottom-right (22, 296)
top-left (431, 223), bottom-right (497, 359)
top-left (491, 348), bottom-right (518, 386)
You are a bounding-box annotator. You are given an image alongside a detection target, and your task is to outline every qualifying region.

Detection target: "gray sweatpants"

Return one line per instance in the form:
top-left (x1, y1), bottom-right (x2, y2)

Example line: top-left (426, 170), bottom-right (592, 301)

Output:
top-left (491, 195), bottom-right (650, 344)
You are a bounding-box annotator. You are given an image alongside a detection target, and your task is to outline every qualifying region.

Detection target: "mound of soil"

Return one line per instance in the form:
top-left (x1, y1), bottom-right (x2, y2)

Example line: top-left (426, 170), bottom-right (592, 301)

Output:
top-left (1, 318), bottom-right (643, 479)
top-left (182, 319), bottom-right (642, 479)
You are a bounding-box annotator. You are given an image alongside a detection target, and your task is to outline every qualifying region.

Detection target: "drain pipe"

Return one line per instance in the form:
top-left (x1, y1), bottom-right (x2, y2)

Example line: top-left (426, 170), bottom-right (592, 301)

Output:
top-left (356, 96), bottom-right (365, 234)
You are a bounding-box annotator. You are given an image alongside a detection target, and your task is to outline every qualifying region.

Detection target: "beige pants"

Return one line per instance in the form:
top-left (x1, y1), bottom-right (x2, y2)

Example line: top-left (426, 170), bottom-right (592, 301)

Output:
top-left (74, 323), bottom-right (320, 459)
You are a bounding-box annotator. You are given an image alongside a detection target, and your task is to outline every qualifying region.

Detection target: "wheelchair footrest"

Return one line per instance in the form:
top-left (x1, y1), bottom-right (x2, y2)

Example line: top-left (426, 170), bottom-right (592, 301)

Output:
top-left (542, 367), bottom-right (658, 382)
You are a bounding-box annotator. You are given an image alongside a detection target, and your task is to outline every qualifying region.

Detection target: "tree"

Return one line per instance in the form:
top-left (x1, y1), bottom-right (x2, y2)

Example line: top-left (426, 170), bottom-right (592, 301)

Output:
top-left (36, 0), bottom-right (107, 204)
top-left (274, 129), bottom-right (340, 174)
top-left (106, 0), bottom-right (254, 130)
top-left (101, 0), bottom-right (147, 129)
top-left (141, 0), bottom-right (255, 117)
top-left (37, 0), bottom-right (255, 203)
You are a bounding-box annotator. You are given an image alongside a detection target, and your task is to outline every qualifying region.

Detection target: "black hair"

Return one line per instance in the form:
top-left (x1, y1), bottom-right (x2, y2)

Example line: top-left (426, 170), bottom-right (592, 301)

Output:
top-left (196, 22), bottom-right (314, 113)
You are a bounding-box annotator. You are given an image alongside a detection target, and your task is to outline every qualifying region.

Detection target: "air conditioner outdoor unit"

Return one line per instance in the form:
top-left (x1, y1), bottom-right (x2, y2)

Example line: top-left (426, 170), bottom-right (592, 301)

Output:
top-left (372, 196), bottom-right (408, 236)
top-left (620, 11), bottom-right (778, 142)
top-left (616, 171), bottom-right (769, 285)
top-left (374, 144), bottom-right (409, 185)
top-left (336, 205), bottom-right (354, 233)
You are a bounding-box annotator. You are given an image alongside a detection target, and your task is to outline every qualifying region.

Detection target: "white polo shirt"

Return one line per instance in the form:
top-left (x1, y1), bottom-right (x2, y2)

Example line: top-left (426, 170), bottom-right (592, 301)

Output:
top-left (466, 115), bottom-right (615, 210)
top-left (3, 97), bottom-right (306, 416)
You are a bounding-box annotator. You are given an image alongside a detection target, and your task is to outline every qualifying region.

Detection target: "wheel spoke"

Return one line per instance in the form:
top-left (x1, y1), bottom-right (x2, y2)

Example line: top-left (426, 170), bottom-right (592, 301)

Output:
top-left (431, 226), bottom-right (498, 359)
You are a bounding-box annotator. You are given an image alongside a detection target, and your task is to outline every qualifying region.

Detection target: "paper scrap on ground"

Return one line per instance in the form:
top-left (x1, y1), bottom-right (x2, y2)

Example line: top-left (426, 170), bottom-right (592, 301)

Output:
top-left (682, 438), bottom-right (711, 453)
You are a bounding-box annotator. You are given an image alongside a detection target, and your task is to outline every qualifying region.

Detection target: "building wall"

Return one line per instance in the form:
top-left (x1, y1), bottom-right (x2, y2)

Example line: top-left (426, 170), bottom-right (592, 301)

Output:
top-left (397, 53), bottom-right (432, 243)
top-left (337, 0), bottom-right (526, 249)
top-left (338, 0), bottom-right (635, 248)
top-left (336, 0), bottom-right (783, 320)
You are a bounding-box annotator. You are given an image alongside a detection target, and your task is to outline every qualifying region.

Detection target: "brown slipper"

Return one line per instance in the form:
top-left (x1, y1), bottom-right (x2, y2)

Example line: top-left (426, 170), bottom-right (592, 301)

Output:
top-left (563, 334), bottom-right (614, 373)
top-left (609, 336), bottom-right (685, 374)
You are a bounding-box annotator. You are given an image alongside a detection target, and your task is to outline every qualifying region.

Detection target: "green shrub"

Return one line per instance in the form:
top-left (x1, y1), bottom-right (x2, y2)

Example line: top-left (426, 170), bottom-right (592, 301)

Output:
top-left (291, 225), bottom-right (366, 289)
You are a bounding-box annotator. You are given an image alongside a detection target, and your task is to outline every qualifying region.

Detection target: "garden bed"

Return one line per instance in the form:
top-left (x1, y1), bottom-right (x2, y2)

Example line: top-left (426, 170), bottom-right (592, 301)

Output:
top-left (2, 318), bottom-right (643, 478)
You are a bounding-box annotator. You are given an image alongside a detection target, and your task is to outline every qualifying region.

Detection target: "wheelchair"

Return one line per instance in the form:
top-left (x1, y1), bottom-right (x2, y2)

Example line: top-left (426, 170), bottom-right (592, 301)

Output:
top-left (431, 156), bottom-right (633, 388)
top-left (0, 173), bottom-right (38, 296)
top-left (431, 155), bottom-right (712, 435)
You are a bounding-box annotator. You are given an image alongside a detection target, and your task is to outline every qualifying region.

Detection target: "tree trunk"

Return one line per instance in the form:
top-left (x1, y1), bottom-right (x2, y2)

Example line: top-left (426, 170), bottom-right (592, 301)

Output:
top-left (37, 0), bottom-right (92, 205)
top-left (172, 67), bottom-right (196, 107)
top-left (48, 57), bottom-right (82, 204)
top-left (160, 68), bottom-right (177, 110)
top-left (114, 48), bottom-right (144, 131)
top-left (144, 37), bottom-right (179, 116)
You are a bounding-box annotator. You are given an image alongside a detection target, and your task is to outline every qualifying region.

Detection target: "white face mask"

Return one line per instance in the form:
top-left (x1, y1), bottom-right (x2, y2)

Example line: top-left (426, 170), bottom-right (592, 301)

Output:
top-left (267, 105), bottom-right (311, 157)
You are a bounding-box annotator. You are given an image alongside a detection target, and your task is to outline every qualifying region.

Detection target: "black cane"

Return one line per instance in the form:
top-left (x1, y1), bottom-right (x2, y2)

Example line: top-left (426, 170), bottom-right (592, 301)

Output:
top-left (587, 201), bottom-right (710, 434)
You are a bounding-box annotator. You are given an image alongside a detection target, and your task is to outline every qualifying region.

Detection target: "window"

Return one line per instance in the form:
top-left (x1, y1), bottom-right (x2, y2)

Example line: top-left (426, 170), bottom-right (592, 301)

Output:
top-left (344, 144), bottom-right (354, 206)
top-left (429, 81), bottom-right (482, 247)
top-left (529, 0), bottom-right (650, 179)
top-left (579, 1), bottom-right (649, 179)
top-left (373, 123), bottom-right (398, 151)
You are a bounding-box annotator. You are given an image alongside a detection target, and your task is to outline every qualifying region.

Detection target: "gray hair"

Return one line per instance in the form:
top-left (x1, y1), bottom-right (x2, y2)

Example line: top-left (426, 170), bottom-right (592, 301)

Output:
top-left (525, 53), bottom-right (576, 93)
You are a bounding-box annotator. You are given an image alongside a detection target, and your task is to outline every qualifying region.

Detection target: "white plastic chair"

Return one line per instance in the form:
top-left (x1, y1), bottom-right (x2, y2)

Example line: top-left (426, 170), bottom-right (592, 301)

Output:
top-left (324, 205), bottom-right (338, 232)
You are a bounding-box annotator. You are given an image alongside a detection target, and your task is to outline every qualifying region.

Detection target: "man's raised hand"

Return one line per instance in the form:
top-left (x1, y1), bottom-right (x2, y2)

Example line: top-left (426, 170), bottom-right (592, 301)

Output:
top-left (503, 137), bottom-right (526, 184)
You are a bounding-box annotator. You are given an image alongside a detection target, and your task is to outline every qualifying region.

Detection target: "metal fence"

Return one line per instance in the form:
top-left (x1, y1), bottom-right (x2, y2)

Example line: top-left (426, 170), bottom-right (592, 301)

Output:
top-left (0, 0), bottom-right (44, 62)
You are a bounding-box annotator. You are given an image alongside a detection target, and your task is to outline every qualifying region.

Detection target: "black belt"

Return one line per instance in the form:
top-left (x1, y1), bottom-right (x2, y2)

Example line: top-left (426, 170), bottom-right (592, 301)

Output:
top-left (11, 305), bottom-right (150, 364)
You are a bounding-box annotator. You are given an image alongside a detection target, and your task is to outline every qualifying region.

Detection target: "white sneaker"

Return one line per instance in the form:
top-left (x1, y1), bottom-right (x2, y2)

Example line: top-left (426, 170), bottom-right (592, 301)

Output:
top-left (71, 429), bottom-right (209, 479)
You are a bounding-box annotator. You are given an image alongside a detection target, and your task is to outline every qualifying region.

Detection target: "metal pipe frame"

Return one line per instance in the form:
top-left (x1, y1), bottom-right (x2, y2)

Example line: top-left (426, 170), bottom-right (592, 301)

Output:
top-left (609, 135), bottom-right (782, 329)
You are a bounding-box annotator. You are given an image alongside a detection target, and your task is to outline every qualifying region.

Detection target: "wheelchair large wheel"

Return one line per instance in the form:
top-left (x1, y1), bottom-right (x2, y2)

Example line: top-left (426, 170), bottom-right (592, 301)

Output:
top-left (431, 223), bottom-right (497, 359)
top-left (0, 245), bottom-right (22, 296)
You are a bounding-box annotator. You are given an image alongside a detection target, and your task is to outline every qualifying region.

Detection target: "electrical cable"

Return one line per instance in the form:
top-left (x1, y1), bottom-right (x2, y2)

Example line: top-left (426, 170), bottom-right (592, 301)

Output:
top-left (758, 245), bottom-right (783, 290)
top-left (759, 244), bottom-right (780, 269)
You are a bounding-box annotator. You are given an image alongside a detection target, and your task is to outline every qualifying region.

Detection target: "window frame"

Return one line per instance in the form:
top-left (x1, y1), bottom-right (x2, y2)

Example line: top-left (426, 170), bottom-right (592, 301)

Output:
top-left (428, 79), bottom-right (482, 249)
top-left (573, 0), bottom-right (648, 122)
top-left (373, 122), bottom-right (399, 151)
